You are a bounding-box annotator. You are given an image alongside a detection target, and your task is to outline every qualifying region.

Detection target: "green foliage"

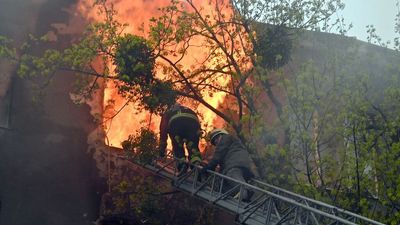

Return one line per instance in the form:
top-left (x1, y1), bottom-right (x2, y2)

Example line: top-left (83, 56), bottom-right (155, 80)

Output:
top-left (0, 2), bottom-right (179, 115)
top-left (282, 44), bottom-right (400, 223)
top-left (254, 25), bottom-right (292, 69)
top-left (366, 1), bottom-right (400, 50)
top-left (104, 177), bottom-right (219, 225)
top-left (121, 127), bottom-right (158, 164)
top-left (114, 34), bottom-right (155, 86)
top-left (0, 0), bottom-right (347, 141)
top-left (0, 36), bottom-right (17, 60)
top-left (112, 34), bottom-right (177, 114)
top-left (104, 176), bottom-right (167, 225)
top-left (140, 80), bottom-right (177, 115)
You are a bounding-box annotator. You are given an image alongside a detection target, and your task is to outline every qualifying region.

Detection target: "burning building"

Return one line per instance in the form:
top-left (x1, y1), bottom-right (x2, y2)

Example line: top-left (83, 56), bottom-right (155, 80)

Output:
top-left (1, 0), bottom-right (399, 224)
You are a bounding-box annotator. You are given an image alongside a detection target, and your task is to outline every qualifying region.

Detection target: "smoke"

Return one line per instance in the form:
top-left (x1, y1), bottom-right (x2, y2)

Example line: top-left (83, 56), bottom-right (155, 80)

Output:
top-left (0, 1), bottom-right (48, 128)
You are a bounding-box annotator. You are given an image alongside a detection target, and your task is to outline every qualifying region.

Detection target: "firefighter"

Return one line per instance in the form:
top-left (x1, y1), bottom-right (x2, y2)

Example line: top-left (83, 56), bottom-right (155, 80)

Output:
top-left (201, 128), bottom-right (254, 201)
top-left (159, 103), bottom-right (202, 176)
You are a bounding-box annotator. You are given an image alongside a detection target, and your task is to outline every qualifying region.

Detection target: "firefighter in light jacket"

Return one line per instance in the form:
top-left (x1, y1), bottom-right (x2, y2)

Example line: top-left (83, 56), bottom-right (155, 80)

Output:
top-left (201, 128), bottom-right (255, 201)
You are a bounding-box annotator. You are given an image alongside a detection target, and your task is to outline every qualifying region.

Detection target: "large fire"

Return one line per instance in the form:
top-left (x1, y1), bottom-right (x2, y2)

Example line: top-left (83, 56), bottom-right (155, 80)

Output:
top-left (76, 0), bottom-right (239, 148)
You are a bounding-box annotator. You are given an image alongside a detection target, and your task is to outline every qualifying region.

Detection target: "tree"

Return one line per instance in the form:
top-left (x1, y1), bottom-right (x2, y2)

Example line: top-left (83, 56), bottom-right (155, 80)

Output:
top-left (3, 0), bottom-right (398, 223)
top-left (282, 27), bottom-right (400, 223)
top-left (0, 0), bottom-right (346, 177)
top-left (0, 0), bottom-right (345, 126)
top-left (0, 0), bottom-right (366, 208)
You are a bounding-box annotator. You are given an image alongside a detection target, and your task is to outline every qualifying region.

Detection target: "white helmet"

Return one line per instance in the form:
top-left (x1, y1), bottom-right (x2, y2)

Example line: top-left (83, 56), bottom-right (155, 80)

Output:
top-left (208, 128), bottom-right (229, 145)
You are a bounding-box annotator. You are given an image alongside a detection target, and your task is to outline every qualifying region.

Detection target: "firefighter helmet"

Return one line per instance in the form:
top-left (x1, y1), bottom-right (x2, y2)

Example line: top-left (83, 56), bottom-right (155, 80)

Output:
top-left (208, 128), bottom-right (229, 145)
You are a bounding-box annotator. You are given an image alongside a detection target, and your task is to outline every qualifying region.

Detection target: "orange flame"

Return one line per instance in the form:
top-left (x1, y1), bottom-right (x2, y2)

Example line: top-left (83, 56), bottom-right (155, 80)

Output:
top-left (76, 0), bottom-right (244, 148)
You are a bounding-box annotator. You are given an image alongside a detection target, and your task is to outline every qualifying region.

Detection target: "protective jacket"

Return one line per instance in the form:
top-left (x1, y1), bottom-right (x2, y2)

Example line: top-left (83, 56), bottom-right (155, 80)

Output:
top-left (159, 104), bottom-right (201, 163)
top-left (206, 134), bottom-right (254, 179)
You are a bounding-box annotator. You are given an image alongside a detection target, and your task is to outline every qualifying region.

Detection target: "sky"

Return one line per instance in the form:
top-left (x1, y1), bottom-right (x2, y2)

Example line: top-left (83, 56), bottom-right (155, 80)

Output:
top-left (339, 0), bottom-right (398, 46)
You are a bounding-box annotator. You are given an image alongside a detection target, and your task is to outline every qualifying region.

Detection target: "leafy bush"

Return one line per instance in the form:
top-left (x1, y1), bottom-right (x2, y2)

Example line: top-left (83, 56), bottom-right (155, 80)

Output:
top-left (140, 80), bottom-right (177, 115)
top-left (114, 34), bottom-right (155, 86)
top-left (121, 127), bottom-right (158, 164)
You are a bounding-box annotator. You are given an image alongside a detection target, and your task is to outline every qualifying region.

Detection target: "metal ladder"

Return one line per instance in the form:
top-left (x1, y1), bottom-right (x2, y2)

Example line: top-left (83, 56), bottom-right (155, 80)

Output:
top-left (126, 155), bottom-right (385, 225)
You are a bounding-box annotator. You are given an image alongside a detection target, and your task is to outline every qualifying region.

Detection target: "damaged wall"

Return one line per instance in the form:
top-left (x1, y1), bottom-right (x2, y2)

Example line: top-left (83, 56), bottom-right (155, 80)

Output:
top-left (0, 0), bottom-right (106, 224)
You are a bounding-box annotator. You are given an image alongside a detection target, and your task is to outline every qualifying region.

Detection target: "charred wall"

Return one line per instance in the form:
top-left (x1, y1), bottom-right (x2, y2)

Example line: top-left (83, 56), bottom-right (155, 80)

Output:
top-left (0, 0), bottom-right (106, 225)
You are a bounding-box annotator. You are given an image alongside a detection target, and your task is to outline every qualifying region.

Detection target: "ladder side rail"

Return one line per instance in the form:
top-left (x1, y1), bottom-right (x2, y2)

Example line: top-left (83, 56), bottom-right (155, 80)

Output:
top-left (149, 161), bottom-right (367, 225)
top-left (172, 168), bottom-right (279, 224)
top-left (252, 179), bottom-right (342, 211)
top-left (190, 169), bottom-right (360, 225)
top-left (251, 179), bottom-right (386, 225)
top-left (143, 164), bottom-right (175, 179)
top-left (124, 156), bottom-right (385, 225)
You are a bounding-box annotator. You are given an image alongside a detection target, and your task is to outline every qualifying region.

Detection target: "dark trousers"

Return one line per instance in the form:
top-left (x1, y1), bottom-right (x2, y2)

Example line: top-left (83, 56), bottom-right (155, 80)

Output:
top-left (168, 118), bottom-right (201, 165)
top-left (225, 167), bottom-right (251, 200)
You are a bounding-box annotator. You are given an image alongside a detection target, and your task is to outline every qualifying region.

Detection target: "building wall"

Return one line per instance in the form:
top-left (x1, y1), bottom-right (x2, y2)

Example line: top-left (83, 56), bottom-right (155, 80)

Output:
top-left (0, 1), bottom-right (106, 224)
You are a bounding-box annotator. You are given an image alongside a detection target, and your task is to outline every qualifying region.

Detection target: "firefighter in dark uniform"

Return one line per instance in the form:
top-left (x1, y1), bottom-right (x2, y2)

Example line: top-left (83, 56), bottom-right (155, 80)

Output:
top-left (201, 128), bottom-right (255, 201)
top-left (159, 103), bottom-right (202, 175)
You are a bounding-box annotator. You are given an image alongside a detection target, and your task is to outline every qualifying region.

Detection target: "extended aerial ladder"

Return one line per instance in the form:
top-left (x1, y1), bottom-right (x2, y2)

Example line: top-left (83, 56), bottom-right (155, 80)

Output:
top-left (122, 154), bottom-right (385, 225)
